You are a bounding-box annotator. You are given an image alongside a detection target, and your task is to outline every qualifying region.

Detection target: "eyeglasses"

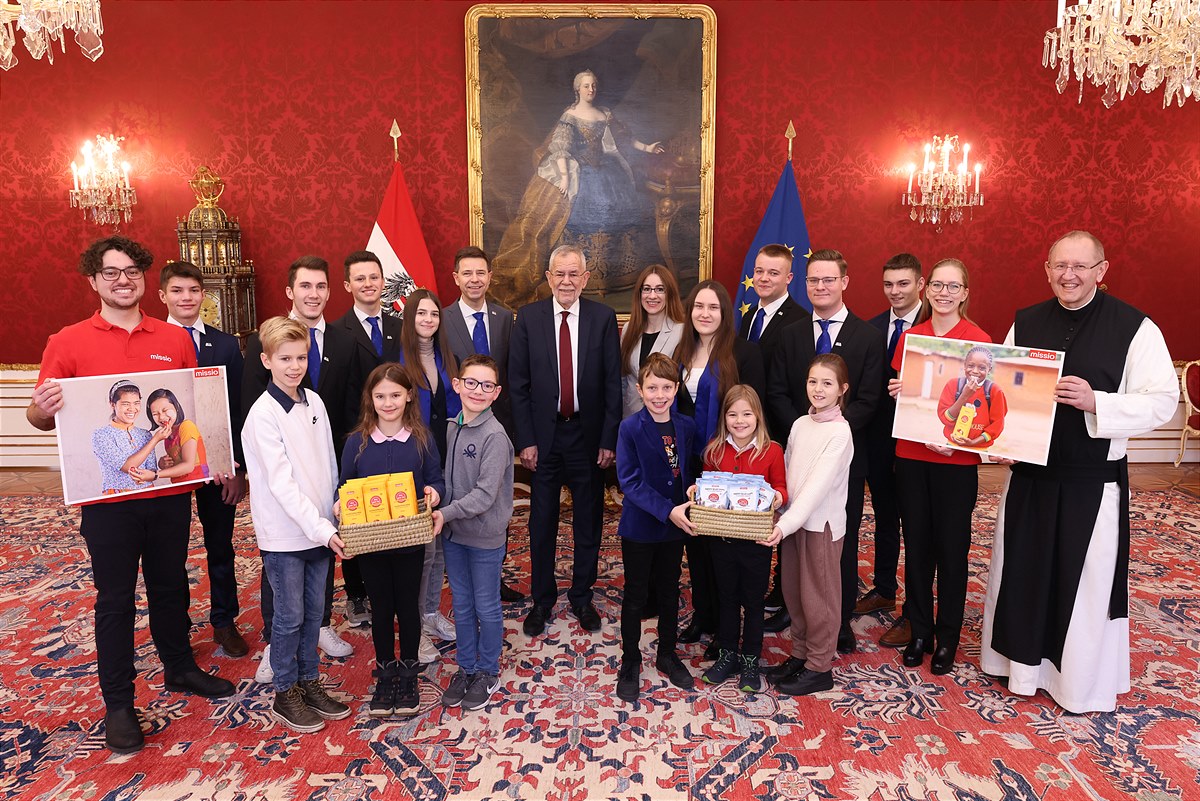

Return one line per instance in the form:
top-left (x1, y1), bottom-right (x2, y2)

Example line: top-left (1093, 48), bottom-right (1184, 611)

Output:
top-left (805, 276), bottom-right (840, 287)
top-left (97, 266), bottom-right (145, 281)
top-left (460, 377), bottom-right (497, 393)
top-left (928, 281), bottom-right (965, 295)
top-left (1048, 259), bottom-right (1105, 275)
top-left (640, 285), bottom-right (666, 295)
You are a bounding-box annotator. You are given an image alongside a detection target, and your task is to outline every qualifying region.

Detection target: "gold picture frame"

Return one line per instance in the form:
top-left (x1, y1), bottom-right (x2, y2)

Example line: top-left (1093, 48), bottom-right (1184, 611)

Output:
top-left (465, 4), bottom-right (716, 315)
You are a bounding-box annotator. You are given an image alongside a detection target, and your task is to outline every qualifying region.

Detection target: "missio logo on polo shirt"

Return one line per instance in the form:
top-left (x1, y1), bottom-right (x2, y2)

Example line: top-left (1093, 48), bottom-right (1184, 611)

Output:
top-left (149, 354), bottom-right (174, 363)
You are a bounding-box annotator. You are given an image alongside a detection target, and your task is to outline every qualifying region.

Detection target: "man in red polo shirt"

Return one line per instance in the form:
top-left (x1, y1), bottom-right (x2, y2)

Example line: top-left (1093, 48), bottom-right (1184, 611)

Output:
top-left (26, 236), bottom-right (236, 754)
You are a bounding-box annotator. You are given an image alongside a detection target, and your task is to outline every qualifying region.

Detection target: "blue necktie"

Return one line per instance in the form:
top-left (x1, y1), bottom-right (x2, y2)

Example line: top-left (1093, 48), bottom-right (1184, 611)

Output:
top-left (887, 318), bottom-right (905, 363)
top-left (183, 325), bottom-right (200, 360)
top-left (367, 316), bottom-right (383, 358)
top-left (748, 307), bottom-right (766, 343)
top-left (308, 327), bottom-right (321, 387)
top-left (472, 311), bottom-right (490, 356)
top-left (816, 319), bottom-right (833, 355)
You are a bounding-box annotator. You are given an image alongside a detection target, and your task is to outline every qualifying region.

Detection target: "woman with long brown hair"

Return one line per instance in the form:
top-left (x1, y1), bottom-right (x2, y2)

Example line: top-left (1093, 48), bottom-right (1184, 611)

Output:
top-left (620, 264), bottom-right (686, 418)
top-left (673, 280), bottom-right (765, 657)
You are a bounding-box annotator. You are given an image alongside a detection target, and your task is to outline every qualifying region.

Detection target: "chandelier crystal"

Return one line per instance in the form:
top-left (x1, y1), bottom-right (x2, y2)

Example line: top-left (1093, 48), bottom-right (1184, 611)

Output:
top-left (0, 0), bottom-right (103, 71)
top-left (900, 135), bottom-right (983, 230)
top-left (69, 135), bottom-right (137, 227)
top-left (1043, 0), bottom-right (1199, 108)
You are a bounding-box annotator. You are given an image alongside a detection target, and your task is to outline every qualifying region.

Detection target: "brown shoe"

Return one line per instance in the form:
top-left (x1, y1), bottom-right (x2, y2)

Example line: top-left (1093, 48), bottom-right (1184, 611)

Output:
top-left (853, 589), bottom-right (896, 616)
top-left (879, 617), bottom-right (912, 649)
top-left (213, 624), bottom-right (250, 658)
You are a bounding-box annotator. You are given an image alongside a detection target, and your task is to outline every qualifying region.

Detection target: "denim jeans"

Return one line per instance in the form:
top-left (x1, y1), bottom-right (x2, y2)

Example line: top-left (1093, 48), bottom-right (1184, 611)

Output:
top-left (442, 537), bottom-right (505, 675)
top-left (262, 547), bottom-right (330, 692)
top-left (419, 535), bottom-right (446, 618)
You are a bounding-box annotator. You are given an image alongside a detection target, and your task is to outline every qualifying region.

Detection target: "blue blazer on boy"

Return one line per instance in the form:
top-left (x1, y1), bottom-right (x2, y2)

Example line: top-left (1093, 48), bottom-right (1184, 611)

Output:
top-left (616, 408), bottom-right (697, 543)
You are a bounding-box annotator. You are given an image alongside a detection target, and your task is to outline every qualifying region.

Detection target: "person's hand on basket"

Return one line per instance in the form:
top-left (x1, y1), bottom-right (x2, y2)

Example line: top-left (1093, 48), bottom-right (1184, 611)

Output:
top-left (332, 499), bottom-right (341, 521)
top-left (425, 486), bottom-right (441, 509)
top-left (670, 501), bottom-right (695, 535)
top-left (431, 510), bottom-right (445, 538)
top-left (761, 525), bottom-right (785, 547)
top-left (327, 533), bottom-right (346, 559)
top-left (771, 491), bottom-right (783, 511)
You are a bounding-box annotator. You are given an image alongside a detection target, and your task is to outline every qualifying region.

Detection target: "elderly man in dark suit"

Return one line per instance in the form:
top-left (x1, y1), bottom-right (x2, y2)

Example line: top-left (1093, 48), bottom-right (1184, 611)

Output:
top-left (331, 250), bottom-right (401, 626)
top-left (157, 261), bottom-right (250, 658)
top-left (855, 253), bottom-right (925, 649)
top-left (766, 248), bottom-right (884, 675)
top-left (440, 245), bottom-right (523, 602)
top-left (242, 255), bottom-right (359, 669)
top-left (738, 243), bottom-right (807, 631)
top-left (510, 244), bottom-right (621, 636)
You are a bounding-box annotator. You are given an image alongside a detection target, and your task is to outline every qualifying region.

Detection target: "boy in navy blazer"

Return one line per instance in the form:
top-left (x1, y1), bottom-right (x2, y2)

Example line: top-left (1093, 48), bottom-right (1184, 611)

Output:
top-left (613, 353), bottom-right (697, 703)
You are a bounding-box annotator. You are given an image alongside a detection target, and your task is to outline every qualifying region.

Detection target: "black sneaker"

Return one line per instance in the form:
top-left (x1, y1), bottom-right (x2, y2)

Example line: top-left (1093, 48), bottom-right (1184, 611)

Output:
top-left (272, 685), bottom-right (325, 733)
top-left (615, 660), bottom-right (640, 702)
top-left (654, 653), bottom-right (694, 690)
top-left (776, 667), bottom-right (834, 696)
top-left (369, 663), bottom-right (396, 717)
top-left (393, 659), bottom-right (421, 716)
top-left (702, 649), bottom-right (740, 684)
top-left (462, 672), bottom-right (500, 711)
top-left (765, 656), bottom-right (806, 685)
top-left (298, 678), bottom-right (351, 720)
top-left (738, 654), bottom-right (762, 693)
top-left (442, 670), bottom-right (473, 708)
top-left (702, 638), bottom-right (722, 662)
top-left (346, 596), bottom-right (371, 627)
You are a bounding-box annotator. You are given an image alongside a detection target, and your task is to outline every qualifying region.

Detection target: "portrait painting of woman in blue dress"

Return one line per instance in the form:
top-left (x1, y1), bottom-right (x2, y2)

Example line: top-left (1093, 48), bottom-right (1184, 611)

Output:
top-left (493, 69), bottom-right (664, 305)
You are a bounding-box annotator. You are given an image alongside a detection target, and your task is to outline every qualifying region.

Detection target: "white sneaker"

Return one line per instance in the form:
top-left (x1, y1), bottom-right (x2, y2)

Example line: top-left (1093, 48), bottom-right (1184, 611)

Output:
top-left (423, 612), bottom-right (456, 642)
top-left (418, 633), bottom-right (440, 664)
top-left (317, 626), bottom-right (354, 658)
top-left (255, 645), bottom-right (274, 684)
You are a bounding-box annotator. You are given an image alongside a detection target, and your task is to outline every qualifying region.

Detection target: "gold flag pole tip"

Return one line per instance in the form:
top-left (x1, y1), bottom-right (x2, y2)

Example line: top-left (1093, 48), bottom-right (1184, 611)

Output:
top-left (784, 120), bottom-right (797, 162)
top-left (389, 120), bottom-right (402, 163)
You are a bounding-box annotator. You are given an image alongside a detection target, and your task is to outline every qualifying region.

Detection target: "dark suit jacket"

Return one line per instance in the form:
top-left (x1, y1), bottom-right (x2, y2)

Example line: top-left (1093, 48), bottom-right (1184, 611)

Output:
top-left (242, 322), bottom-right (358, 452)
top-left (767, 309), bottom-right (884, 478)
top-left (196, 324), bottom-right (245, 465)
top-left (866, 310), bottom-right (900, 469)
top-left (442, 299), bottom-right (514, 434)
top-left (615, 408), bottom-right (696, 542)
top-left (740, 295), bottom-right (806, 440)
top-left (509, 297), bottom-right (621, 457)
top-left (334, 306), bottom-right (401, 424)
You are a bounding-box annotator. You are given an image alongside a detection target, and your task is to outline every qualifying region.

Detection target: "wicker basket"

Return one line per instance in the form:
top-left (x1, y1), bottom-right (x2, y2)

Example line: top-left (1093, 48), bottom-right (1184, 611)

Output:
top-left (339, 500), bottom-right (433, 557)
top-left (688, 498), bottom-right (775, 541)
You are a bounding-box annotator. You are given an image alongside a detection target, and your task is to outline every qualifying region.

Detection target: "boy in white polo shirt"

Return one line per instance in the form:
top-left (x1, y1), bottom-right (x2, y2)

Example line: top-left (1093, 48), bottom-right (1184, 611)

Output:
top-left (242, 316), bottom-right (351, 733)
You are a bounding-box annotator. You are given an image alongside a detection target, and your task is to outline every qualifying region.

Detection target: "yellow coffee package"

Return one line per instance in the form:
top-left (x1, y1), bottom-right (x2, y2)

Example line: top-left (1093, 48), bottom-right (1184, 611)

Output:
top-left (362, 476), bottom-right (391, 522)
top-left (387, 472), bottom-right (419, 518)
top-left (339, 479), bottom-right (367, 525)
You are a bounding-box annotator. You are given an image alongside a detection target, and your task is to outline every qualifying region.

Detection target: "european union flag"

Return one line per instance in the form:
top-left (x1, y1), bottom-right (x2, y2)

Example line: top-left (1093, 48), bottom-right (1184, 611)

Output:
top-left (733, 161), bottom-right (813, 325)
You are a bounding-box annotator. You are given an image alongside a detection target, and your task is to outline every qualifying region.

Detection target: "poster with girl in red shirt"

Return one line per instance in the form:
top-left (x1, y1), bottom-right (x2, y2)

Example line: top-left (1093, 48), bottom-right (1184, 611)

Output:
top-left (892, 336), bottom-right (1064, 466)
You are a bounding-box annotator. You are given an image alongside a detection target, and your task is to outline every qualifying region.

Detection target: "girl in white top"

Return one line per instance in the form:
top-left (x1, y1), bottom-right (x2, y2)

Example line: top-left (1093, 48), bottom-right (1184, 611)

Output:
top-left (764, 354), bottom-right (854, 696)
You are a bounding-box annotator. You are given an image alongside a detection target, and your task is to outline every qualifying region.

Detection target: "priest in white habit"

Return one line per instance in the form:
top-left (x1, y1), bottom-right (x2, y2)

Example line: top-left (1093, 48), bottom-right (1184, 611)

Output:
top-left (980, 230), bottom-right (1178, 714)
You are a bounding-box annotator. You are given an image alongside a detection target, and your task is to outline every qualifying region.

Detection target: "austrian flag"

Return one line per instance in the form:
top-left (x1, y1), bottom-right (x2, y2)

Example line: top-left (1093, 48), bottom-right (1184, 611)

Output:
top-left (367, 160), bottom-right (437, 317)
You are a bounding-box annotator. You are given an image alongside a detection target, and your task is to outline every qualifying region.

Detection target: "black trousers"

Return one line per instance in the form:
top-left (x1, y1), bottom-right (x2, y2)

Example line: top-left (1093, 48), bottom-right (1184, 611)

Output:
top-left (357, 545), bottom-right (425, 663)
top-left (528, 419), bottom-right (604, 609)
top-left (685, 536), bottom-right (719, 633)
top-left (838, 479), bottom-right (867, 625)
top-left (894, 458), bottom-right (978, 648)
top-left (620, 538), bottom-right (684, 663)
top-left (865, 448), bottom-right (903, 603)
top-left (711, 538), bottom-right (772, 657)
top-left (194, 481), bottom-right (239, 629)
top-left (80, 492), bottom-right (198, 709)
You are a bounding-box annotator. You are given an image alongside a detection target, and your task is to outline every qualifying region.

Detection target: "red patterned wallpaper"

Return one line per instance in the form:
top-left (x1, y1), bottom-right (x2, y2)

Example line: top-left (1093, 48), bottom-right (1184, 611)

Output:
top-left (1, 1), bottom-right (1197, 364)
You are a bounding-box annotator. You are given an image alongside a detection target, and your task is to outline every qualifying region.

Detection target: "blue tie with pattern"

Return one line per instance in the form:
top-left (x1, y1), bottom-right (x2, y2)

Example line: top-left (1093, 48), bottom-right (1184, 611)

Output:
top-left (748, 307), bottom-right (766, 343)
top-left (367, 316), bottom-right (383, 358)
top-left (472, 311), bottom-right (490, 356)
top-left (308, 327), bottom-right (321, 387)
top-left (888, 318), bottom-right (905, 363)
top-left (816, 319), bottom-right (833, 355)
top-left (183, 326), bottom-right (200, 360)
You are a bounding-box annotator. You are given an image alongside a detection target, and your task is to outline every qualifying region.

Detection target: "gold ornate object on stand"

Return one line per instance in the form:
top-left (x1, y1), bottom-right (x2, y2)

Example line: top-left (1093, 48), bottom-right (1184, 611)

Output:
top-left (175, 166), bottom-right (257, 341)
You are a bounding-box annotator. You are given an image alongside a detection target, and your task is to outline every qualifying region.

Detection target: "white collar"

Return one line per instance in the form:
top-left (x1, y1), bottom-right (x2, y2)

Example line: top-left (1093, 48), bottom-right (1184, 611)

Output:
top-left (757, 293), bottom-right (789, 317)
top-left (888, 305), bottom-right (920, 326)
top-left (814, 304), bottom-right (849, 324)
top-left (552, 298), bottom-right (581, 318)
top-left (167, 316), bottom-right (206, 335)
top-left (353, 305), bottom-right (383, 325)
top-left (724, 434), bottom-right (757, 454)
top-left (289, 312), bottom-right (325, 333)
top-left (458, 297), bottom-right (487, 317)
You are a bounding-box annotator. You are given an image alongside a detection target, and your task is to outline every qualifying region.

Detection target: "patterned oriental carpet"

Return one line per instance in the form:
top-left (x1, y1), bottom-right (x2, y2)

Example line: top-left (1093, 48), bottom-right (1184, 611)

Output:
top-left (1, 489), bottom-right (1198, 801)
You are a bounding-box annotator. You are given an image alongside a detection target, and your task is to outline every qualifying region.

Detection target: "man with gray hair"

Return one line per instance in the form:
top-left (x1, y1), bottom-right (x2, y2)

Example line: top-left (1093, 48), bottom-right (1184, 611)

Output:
top-left (509, 244), bottom-right (621, 637)
top-left (980, 230), bottom-right (1177, 713)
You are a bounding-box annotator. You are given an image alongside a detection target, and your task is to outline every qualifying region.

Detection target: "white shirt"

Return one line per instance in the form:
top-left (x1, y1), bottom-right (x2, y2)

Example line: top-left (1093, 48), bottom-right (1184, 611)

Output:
top-left (551, 297), bottom-right (580, 413)
top-left (458, 298), bottom-right (489, 346)
top-left (747, 293), bottom-right (789, 338)
top-left (167, 315), bottom-right (206, 353)
top-left (887, 305), bottom-right (921, 344)
top-left (811, 304), bottom-right (849, 348)
top-left (352, 305), bottom-right (385, 341)
top-left (288, 312), bottom-right (325, 356)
